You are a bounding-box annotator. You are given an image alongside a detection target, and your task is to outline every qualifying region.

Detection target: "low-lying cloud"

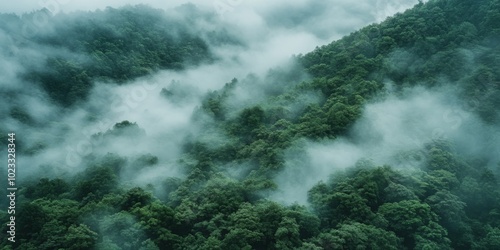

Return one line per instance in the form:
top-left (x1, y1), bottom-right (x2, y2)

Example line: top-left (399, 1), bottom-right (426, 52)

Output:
top-left (271, 86), bottom-right (500, 205)
top-left (0, 0), bottom-right (423, 191)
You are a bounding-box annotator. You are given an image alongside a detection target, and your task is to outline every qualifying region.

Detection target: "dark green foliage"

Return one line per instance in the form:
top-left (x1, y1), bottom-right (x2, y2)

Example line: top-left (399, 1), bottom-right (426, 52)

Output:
top-left (132, 154), bottom-right (159, 170)
top-left (106, 120), bottom-right (146, 138)
top-left (378, 200), bottom-right (449, 248)
top-left (15, 5), bottom-right (217, 106)
top-left (311, 222), bottom-right (401, 250)
top-left (64, 224), bottom-right (99, 250)
top-left (121, 188), bottom-right (153, 211)
top-left (26, 58), bottom-right (92, 106)
top-left (307, 148), bottom-right (500, 249)
top-left (16, 203), bottom-right (48, 243)
top-left (9, 107), bottom-right (35, 125)
top-left (24, 178), bottom-right (70, 200)
top-left (73, 165), bottom-right (119, 201)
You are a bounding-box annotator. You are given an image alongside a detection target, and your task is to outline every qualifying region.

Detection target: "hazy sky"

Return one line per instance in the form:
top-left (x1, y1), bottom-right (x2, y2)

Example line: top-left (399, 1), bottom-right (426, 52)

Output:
top-left (0, 0), bottom-right (421, 73)
top-left (0, 1), bottom-right (419, 43)
top-left (0, 0), bottom-right (418, 17)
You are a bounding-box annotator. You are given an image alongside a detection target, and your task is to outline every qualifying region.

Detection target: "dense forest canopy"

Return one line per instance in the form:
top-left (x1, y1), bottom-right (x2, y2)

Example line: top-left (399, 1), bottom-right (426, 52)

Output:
top-left (1, 0), bottom-right (500, 249)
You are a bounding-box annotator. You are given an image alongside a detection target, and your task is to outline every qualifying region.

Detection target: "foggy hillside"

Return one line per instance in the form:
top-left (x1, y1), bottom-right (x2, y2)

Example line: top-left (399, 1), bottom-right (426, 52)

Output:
top-left (1, 0), bottom-right (500, 249)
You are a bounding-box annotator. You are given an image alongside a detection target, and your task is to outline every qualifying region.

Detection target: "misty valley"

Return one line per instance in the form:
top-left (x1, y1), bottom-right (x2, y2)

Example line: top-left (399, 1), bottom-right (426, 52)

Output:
top-left (1, 0), bottom-right (500, 249)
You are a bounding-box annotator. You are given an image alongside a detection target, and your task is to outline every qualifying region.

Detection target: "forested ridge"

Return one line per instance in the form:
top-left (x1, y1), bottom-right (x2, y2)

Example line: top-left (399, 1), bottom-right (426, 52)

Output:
top-left (2, 4), bottom-right (224, 106)
top-left (1, 0), bottom-right (500, 249)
